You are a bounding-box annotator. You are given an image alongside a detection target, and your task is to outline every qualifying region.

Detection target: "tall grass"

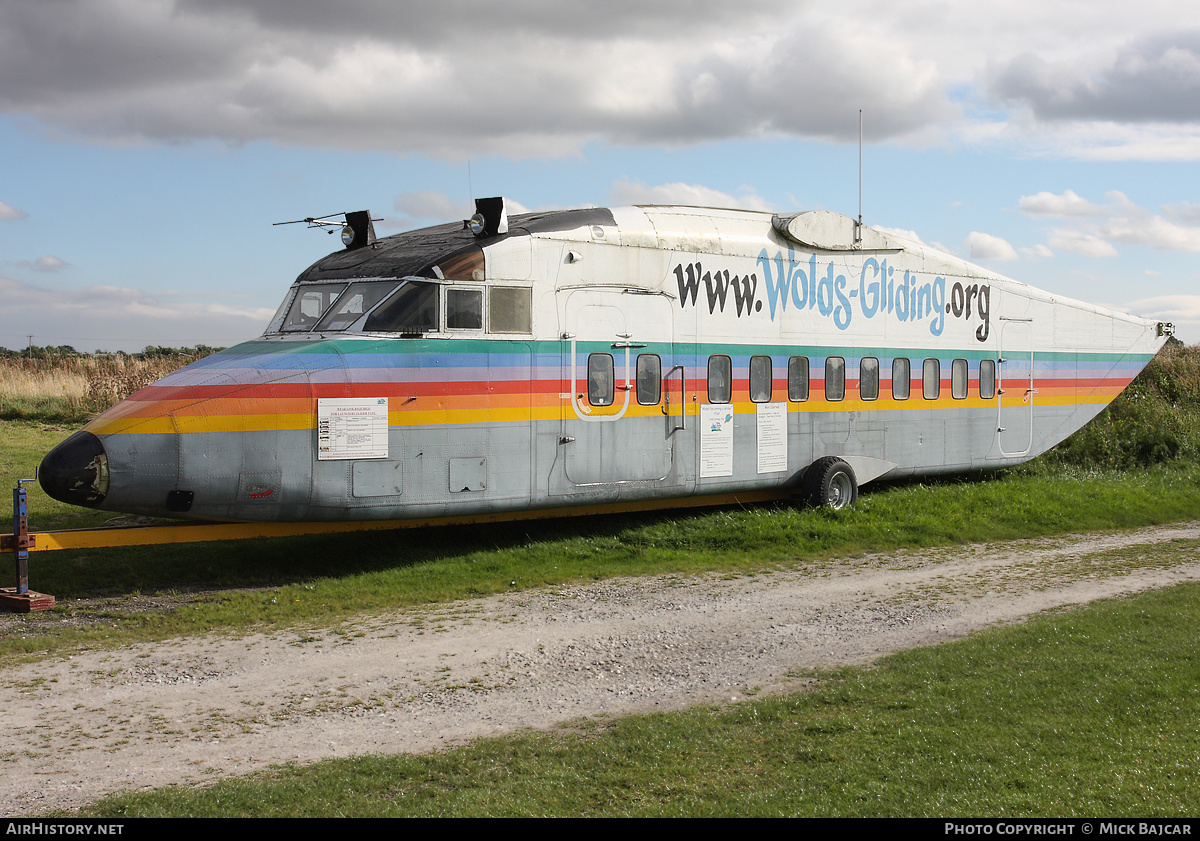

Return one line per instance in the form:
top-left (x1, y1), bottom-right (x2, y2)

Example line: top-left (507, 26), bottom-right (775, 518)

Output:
top-left (0, 350), bottom-right (212, 423)
top-left (1044, 339), bottom-right (1200, 469)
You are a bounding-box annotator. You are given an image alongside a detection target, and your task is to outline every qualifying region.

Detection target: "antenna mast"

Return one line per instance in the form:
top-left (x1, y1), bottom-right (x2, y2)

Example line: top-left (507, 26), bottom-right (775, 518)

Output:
top-left (856, 109), bottom-right (863, 245)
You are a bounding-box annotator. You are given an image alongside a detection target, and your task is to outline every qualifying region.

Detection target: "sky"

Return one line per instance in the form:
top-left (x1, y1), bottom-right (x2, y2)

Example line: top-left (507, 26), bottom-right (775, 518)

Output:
top-left (1, 0), bottom-right (1199, 352)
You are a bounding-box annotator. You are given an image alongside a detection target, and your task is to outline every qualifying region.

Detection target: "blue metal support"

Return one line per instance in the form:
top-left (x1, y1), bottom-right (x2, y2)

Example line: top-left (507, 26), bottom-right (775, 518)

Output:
top-left (13, 482), bottom-right (29, 595)
top-left (0, 476), bottom-right (53, 611)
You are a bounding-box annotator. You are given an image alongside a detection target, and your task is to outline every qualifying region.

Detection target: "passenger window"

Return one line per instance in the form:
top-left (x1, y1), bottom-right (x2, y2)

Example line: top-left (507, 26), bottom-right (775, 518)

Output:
top-left (708, 355), bottom-right (732, 404)
top-left (979, 359), bottom-right (997, 399)
top-left (750, 355), bottom-right (772, 403)
top-left (860, 357), bottom-right (879, 401)
top-left (952, 359), bottom-right (968, 399)
top-left (788, 356), bottom-right (809, 402)
top-left (825, 357), bottom-right (845, 402)
top-left (588, 353), bottom-right (615, 407)
top-left (636, 354), bottom-right (661, 405)
top-left (446, 288), bottom-right (483, 330)
top-left (488, 286), bottom-right (532, 333)
top-left (892, 357), bottom-right (910, 400)
top-left (923, 358), bottom-right (941, 400)
top-left (364, 281), bottom-right (439, 333)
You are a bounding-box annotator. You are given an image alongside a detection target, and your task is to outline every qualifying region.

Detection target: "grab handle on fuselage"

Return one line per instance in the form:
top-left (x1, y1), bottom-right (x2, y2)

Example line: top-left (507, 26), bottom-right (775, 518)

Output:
top-left (665, 365), bottom-right (686, 433)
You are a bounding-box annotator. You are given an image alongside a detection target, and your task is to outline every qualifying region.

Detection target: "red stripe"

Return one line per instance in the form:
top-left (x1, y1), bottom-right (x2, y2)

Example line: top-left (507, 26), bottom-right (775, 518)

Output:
top-left (131, 380), bottom-right (557, 401)
top-left (130, 372), bottom-right (1136, 404)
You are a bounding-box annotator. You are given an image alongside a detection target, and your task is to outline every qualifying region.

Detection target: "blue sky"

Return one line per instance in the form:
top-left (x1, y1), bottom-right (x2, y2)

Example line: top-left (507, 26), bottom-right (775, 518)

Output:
top-left (2, 0), bottom-right (1199, 352)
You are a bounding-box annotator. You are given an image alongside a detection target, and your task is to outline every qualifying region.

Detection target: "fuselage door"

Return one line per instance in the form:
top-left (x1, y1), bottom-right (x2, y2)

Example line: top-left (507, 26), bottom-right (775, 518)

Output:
top-left (998, 320), bottom-right (1034, 456)
top-left (559, 287), bottom-right (676, 486)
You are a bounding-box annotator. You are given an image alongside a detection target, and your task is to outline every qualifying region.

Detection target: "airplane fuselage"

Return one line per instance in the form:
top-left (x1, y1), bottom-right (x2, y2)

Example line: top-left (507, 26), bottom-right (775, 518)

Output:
top-left (39, 203), bottom-right (1168, 521)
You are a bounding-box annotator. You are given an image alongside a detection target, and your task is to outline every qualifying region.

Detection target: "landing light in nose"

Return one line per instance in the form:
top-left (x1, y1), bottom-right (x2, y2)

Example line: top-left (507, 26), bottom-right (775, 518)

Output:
top-left (39, 431), bottom-right (109, 508)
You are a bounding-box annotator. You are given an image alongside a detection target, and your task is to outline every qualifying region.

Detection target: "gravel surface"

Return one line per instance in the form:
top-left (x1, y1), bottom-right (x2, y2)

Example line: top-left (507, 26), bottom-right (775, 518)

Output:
top-left (2, 522), bottom-right (1199, 815)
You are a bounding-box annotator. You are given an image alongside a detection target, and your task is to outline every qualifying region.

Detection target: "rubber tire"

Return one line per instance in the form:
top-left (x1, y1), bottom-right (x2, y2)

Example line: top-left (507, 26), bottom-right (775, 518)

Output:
top-left (804, 457), bottom-right (858, 510)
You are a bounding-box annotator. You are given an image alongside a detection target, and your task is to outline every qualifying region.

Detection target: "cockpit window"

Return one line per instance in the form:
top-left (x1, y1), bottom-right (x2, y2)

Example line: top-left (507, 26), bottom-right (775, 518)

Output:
top-left (314, 281), bottom-right (402, 332)
top-left (446, 288), bottom-right (483, 330)
top-left (363, 281), bottom-right (439, 333)
top-left (265, 289), bottom-right (295, 334)
top-left (280, 284), bottom-right (347, 332)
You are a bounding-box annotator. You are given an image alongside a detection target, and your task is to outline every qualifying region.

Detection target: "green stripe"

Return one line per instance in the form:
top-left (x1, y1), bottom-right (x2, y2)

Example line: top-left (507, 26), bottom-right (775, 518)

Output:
top-left (221, 337), bottom-right (1154, 364)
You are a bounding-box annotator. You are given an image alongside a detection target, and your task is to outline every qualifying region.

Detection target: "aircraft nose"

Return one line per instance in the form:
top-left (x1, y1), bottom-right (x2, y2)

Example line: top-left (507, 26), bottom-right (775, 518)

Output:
top-left (39, 431), bottom-right (110, 508)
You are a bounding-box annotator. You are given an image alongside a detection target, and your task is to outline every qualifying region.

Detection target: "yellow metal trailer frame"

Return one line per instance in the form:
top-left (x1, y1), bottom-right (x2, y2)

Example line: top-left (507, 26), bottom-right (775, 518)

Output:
top-left (1, 485), bottom-right (784, 611)
top-left (4, 490), bottom-right (785, 551)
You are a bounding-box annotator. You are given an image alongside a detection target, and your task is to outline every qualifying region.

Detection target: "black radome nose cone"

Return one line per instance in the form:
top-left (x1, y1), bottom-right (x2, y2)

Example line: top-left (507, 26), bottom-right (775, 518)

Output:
top-left (39, 431), bottom-right (109, 508)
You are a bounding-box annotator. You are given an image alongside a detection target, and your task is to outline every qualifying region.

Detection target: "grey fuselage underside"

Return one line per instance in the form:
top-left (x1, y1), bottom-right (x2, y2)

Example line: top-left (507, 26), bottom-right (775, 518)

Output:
top-left (97, 402), bottom-right (1086, 522)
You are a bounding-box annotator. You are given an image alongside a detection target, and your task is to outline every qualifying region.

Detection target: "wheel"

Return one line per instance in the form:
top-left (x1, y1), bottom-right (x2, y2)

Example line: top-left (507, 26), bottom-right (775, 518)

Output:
top-left (804, 457), bottom-right (858, 509)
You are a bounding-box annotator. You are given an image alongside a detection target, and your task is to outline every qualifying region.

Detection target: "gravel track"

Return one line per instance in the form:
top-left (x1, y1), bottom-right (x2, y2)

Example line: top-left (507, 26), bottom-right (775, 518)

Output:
top-left (2, 521), bottom-right (1199, 815)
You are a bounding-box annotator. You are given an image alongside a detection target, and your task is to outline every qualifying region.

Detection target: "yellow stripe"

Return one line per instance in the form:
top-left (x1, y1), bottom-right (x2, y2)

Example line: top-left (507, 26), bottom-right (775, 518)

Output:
top-left (88, 413), bottom-right (316, 436)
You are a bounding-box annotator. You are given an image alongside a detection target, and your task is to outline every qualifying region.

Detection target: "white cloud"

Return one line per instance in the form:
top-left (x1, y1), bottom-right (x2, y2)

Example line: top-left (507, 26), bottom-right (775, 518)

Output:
top-left (0, 200), bottom-right (25, 220)
top-left (1104, 215), bottom-right (1200, 251)
top-left (873, 226), bottom-right (958, 257)
top-left (962, 117), bottom-right (1200, 163)
top-left (1018, 189), bottom-right (1110, 217)
top-left (1164, 201), bottom-right (1200, 223)
top-left (16, 256), bottom-right (69, 271)
top-left (610, 180), bottom-right (770, 211)
top-left (0, 0), bottom-right (952, 157)
top-left (1019, 244), bottom-right (1054, 260)
top-left (965, 231), bottom-right (1019, 261)
top-left (1124, 294), bottom-right (1200, 322)
top-left (393, 191), bottom-right (472, 228)
top-left (1046, 228), bottom-right (1120, 257)
top-left (873, 226), bottom-right (927, 246)
top-left (990, 31), bottom-right (1200, 123)
top-left (32, 255), bottom-right (68, 272)
top-left (1, 1), bottom-right (1199, 162)
top-left (0, 274), bottom-right (274, 352)
top-left (966, 24), bottom-right (1200, 160)
top-left (1123, 295), bottom-right (1200, 343)
top-left (1020, 189), bottom-right (1200, 254)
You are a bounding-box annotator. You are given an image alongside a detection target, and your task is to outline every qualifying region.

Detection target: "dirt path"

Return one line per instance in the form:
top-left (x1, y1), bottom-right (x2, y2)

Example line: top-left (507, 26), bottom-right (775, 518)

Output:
top-left (3, 522), bottom-right (1199, 815)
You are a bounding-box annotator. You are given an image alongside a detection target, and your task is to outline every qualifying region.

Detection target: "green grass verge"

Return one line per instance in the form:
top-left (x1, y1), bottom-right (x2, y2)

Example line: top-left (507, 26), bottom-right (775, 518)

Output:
top-left (0, 395), bottom-right (93, 424)
top-left (66, 582), bottom-right (1200, 817)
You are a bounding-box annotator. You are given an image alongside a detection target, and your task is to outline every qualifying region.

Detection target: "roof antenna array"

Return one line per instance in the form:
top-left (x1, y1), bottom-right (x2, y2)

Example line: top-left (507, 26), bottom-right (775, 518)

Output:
top-left (274, 211), bottom-right (380, 251)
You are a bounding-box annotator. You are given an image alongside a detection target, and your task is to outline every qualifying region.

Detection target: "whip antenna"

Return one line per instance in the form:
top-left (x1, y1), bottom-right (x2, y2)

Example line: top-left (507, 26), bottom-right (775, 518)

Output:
top-left (856, 109), bottom-right (863, 246)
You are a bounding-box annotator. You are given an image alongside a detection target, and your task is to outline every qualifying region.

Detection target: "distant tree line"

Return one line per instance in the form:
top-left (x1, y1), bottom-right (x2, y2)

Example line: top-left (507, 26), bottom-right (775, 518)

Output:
top-left (0, 344), bottom-right (225, 360)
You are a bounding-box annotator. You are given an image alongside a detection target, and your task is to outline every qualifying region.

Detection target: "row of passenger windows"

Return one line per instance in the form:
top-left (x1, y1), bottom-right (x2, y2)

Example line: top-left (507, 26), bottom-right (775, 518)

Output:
top-left (586, 354), bottom-right (999, 406)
